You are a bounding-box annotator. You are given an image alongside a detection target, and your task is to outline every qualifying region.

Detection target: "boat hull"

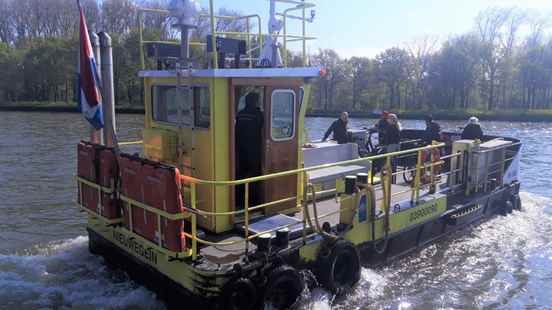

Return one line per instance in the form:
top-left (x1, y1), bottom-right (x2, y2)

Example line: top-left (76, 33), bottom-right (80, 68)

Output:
top-left (87, 182), bottom-right (520, 308)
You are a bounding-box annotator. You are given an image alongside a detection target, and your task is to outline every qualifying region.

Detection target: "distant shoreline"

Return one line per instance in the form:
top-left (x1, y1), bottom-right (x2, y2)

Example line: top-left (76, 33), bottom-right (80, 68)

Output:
top-left (2, 102), bottom-right (552, 122)
top-left (307, 110), bottom-right (552, 122)
top-left (0, 103), bottom-right (144, 114)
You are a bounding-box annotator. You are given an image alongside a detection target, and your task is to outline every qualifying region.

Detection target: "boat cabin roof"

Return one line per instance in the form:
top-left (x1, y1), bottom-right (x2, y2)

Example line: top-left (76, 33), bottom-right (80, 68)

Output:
top-left (138, 67), bottom-right (323, 79)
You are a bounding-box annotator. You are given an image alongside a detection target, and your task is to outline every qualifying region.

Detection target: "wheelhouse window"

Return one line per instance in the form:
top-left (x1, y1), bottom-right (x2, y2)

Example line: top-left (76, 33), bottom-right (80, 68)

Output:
top-left (271, 90), bottom-right (296, 141)
top-left (151, 85), bottom-right (210, 128)
top-left (194, 87), bottom-right (210, 128)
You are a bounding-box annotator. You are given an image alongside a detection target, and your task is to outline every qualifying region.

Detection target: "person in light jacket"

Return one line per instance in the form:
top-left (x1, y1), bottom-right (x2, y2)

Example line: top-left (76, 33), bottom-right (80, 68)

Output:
top-left (461, 116), bottom-right (484, 140)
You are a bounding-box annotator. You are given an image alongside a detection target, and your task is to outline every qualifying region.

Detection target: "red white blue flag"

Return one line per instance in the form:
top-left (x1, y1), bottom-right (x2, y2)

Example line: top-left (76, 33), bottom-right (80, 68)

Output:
top-left (77, 0), bottom-right (103, 129)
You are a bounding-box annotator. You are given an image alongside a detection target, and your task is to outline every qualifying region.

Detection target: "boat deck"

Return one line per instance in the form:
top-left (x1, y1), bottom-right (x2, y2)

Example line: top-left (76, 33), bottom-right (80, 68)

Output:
top-left (200, 179), bottom-right (449, 265)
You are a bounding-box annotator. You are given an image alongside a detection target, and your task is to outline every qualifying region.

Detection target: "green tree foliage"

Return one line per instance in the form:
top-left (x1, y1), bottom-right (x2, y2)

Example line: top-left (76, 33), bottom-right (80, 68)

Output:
top-left (1, 1), bottom-right (552, 114)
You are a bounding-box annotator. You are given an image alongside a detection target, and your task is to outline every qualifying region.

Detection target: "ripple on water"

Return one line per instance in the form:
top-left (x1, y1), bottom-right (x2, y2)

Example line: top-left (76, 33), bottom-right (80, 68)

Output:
top-left (3, 114), bottom-right (552, 309)
top-left (0, 236), bottom-right (166, 310)
top-left (329, 192), bottom-right (552, 310)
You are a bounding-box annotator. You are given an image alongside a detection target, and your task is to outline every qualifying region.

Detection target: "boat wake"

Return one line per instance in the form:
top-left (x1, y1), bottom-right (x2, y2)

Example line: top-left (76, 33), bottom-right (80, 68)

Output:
top-left (0, 236), bottom-right (165, 310)
top-left (300, 191), bottom-right (552, 309)
top-left (1, 192), bottom-right (550, 309)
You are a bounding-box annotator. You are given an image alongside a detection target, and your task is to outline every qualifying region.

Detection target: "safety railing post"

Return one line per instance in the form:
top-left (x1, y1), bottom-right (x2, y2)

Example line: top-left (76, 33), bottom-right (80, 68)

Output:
top-left (412, 150), bottom-right (422, 203)
top-left (283, 13), bottom-right (288, 67)
top-left (191, 183), bottom-right (198, 260)
top-left (386, 156), bottom-right (392, 208)
top-left (138, 12), bottom-right (144, 70)
top-left (301, 172), bottom-right (307, 244)
top-left (209, 0), bottom-right (218, 69)
top-left (302, 5), bottom-right (307, 66)
top-left (246, 18), bottom-right (252, 68)
top-left (384, 156), bottom-right (392, 235)
top-left (430, 148), bottom-right (436, 194)
top-left (244, 183), bottom-right (250, 255)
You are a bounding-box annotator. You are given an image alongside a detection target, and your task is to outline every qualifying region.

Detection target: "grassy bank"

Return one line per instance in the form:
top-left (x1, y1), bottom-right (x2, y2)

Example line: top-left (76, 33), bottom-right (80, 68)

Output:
top-left (308, 109), bottom-right (552, 122)
top-left (0, 101), bottom-right (145, 114)
top-left (3, 102), bottom-right (552, 122)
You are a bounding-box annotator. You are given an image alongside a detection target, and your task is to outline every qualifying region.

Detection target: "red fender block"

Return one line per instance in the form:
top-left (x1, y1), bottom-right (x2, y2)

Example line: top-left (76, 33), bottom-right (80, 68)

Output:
top-left (98, 148), bottom-right (119, 219)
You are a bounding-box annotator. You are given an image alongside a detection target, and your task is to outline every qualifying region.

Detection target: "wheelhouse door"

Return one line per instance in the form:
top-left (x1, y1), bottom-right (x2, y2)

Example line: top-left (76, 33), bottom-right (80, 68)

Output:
top-left (263, 86), bottom-right (300, 214)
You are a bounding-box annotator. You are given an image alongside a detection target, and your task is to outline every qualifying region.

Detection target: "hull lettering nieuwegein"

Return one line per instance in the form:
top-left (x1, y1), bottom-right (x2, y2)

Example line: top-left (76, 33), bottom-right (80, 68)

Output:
top-left (113, 230), bottom-right (158, 265)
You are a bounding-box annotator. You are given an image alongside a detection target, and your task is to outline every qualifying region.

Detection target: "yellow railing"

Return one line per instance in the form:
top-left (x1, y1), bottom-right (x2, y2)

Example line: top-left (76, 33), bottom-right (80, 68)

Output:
top-left (178, 143), bottom-right (447, 259)
top-left (79, 142), bottom-right (459, 261)
top-left (202, 13), bottom-right (263, 69)
top-left (281, 1), bottom-right (316, 67)
top-left (138, 0), bottom-right (316, 69)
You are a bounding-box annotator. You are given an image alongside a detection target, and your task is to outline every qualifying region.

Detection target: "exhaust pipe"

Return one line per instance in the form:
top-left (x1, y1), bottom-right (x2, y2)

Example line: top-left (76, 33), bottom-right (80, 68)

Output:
top-left (99, 32), bottom-right (116, 147)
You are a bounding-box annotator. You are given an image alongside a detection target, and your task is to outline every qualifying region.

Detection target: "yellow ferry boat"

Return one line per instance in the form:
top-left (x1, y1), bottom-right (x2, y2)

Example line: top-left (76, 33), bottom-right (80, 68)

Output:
top-left (75, 1), bottom-right (522, 309)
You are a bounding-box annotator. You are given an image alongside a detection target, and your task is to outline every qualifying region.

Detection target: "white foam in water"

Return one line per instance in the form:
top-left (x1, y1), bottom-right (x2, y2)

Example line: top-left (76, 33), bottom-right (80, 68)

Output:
top-left (0, 236), bottom-right (166, 310)
top-left (2, 192), bottom-right (549, 309)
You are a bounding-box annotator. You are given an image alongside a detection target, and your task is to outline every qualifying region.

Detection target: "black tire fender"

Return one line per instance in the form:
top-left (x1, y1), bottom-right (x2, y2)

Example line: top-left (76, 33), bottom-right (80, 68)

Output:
top-left (502, 200), bottom-right (514, 215)
top-left (263, 265), bottom-right (305, 309)
top-left (316, 239), bottom-right (361, 295)
top-left (514, 195), bottom-right (522, 211)
top-left (221, 277), bottom-right (258, 310)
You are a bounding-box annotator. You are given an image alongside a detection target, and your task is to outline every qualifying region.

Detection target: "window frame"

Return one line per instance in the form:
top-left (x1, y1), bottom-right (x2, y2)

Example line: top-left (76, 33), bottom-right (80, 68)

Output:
top-left (150, 83), bottom-right (211, 129)
top-left (270, 88), bottom-right (296, 142)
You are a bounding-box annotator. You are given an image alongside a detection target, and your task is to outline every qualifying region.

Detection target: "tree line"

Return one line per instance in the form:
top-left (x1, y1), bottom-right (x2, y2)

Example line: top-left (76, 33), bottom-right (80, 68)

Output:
top-left (310, 7), bottom-right (552, 112)
top-left (0, 1), bottom-right (551, 113)
top-left (0, 0), bottom-right (244, 105)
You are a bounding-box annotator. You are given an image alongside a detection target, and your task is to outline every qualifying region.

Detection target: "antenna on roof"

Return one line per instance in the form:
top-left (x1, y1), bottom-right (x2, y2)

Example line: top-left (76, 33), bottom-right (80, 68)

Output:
top-left (258, 0), bottom-right (284, 68)
top-left (168, 0), bottom-right (200, 67)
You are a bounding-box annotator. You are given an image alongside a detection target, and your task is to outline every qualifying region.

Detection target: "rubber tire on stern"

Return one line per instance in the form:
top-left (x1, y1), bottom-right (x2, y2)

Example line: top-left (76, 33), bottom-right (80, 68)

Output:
top-left (221, 277), bottom-right (258, 310)
top-left (514, 195), bottom-right (522, 211)
top-left (316, 239), bottom-right (361, 295)
top-left (502, 200), bottom-right (514, 215)
top-left (263, 265), bottom-right (305, 309)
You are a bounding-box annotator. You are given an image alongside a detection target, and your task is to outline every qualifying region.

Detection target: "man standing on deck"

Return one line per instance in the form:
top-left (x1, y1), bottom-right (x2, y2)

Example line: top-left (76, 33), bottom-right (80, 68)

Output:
top-left (235, 92), bottom-right (264, 207)
top-left (424, 115), bottom-right (441, 144)
top-left (373, 111), bottom-right (390, 146)
top-left (322, 111), bottom-right (349, 144)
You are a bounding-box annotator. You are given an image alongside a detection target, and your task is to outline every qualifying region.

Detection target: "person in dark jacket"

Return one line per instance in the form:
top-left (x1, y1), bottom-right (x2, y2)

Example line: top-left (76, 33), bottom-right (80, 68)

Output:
top-left (461, 116), bottom-right (484, 140)
top-left (322, 112), bottom-right (349, 144)
top-left (384, 113), bottom-right (401, 152)
top-left (384, 113), bottom-right (401, 183)
top-left (235, 92), bottom-right (264, 208)
top-left (373, 111), bottom-right (390, 146)
top-left (424, 115), bottom-right (441, 144)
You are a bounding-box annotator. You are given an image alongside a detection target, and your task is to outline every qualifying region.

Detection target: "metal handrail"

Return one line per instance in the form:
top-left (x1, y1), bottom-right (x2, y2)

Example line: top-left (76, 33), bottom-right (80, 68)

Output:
top-left (80, 142), bottom-right (488, 261)
top-left (181, 143), bottom-right (445, 186)
top-left (203, 13), bottom-right (263, 69)
top-left (179, 143), bottom-right (446, 259)
top-left (138, 1), bottom-right (316, 69)
top-left (282, 2), bottom-right (316, 67)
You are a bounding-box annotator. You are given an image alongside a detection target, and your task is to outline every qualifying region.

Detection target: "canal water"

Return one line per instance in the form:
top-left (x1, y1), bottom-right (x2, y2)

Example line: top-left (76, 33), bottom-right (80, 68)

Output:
top-left (1, 111), bottom-right (551, 309)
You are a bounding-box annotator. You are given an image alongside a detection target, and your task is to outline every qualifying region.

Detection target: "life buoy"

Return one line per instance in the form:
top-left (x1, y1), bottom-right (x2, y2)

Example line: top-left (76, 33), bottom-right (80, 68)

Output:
top-left (420, 148), bottom-right (441, 184)
top-left (263, 265), bottom-right (305, 309)
top-left (222, 277), bottom-right (258, 310)
top-left (316, 239), bottom-right (361, 295)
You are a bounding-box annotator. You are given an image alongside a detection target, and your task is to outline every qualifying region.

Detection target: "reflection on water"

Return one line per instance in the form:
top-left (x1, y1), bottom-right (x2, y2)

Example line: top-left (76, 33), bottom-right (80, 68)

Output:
top-left (1, 112), bottom-right (552, 309)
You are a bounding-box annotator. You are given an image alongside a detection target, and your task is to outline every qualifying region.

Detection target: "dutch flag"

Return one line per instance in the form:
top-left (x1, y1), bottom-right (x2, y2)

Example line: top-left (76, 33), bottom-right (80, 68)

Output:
top-left (77, 0), bottom-right (103, 129)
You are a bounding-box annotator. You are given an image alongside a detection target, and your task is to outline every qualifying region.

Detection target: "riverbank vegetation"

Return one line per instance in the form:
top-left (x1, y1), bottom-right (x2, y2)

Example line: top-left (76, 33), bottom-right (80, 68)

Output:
top-left (1, 1), bottom-right (552, 119)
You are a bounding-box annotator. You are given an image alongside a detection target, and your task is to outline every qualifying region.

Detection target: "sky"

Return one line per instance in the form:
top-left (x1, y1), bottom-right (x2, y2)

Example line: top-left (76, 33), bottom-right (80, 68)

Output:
top-left (197, 0), bottom-right (552, 59)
